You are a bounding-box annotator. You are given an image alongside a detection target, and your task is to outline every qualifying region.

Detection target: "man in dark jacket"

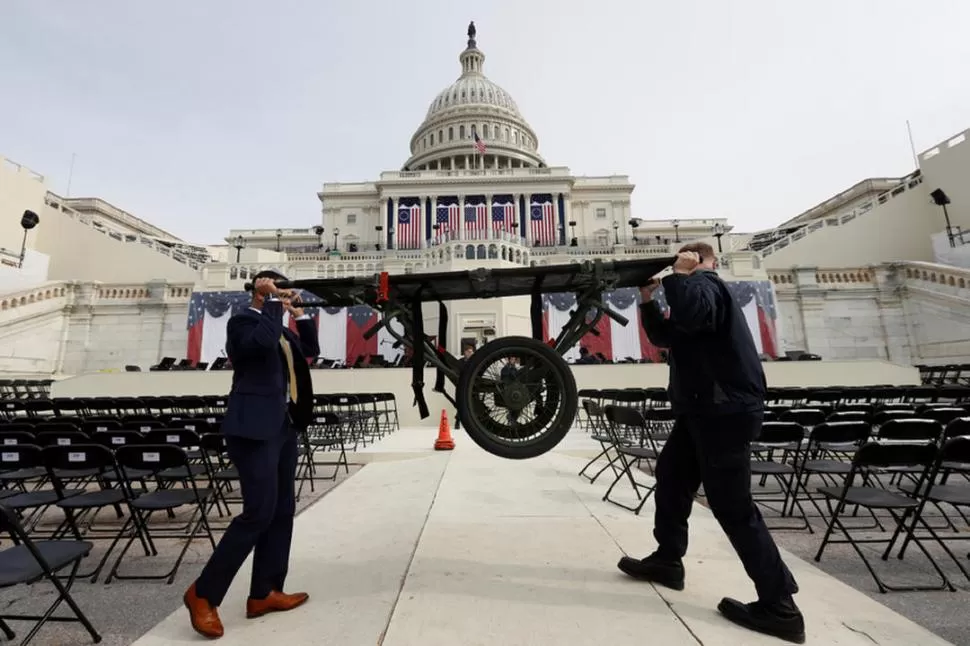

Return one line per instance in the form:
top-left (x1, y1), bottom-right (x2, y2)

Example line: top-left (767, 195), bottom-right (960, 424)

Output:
top-left (183, 270), bottom-right (320, 638)
top-left (617, 243), bottom-right (804, 644)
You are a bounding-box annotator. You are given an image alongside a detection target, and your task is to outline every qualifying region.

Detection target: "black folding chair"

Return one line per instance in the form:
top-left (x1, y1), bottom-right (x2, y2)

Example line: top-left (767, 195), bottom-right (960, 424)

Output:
top-left (892, 436), bottom-right (970, 583)
top-left (749, 421), bottom-right (810, 531)
top-left (601, 405), bottom-right (656, 515)
top-left (105, 444), bottom-right (216, 584)
top-left (577, 400), bottom-right (622, 484)
top-left (0, 503), bottom-right (101, 645)
top-left (814, 441), bottom-right (955, 593)
top-left (40, 444), bottom-right (147, 583)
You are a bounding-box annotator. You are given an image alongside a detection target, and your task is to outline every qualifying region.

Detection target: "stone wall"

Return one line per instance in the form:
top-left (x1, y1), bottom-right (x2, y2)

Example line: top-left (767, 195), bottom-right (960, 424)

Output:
top-left (1, 260), bottom-right (969, 375)
top-left (770, 262), bottom-right (970, 364)
top-left (0, 280), bottom-right (191, 376)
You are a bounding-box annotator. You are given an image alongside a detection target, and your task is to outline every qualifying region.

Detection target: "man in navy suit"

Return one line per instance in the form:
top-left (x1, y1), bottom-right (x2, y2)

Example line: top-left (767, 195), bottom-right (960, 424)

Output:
top-left (184, 270), bottom-right (320, 639)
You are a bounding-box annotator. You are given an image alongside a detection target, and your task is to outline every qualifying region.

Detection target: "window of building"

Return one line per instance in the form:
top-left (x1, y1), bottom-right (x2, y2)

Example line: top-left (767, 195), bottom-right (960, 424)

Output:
top-left (483, 124), bottom-right (490, 139)
top-left (449, 127), bottom-right (454, 141)
top-left (347, 213), bottom-right (357, 224)
top-left (459, 125), bottom-right (466, 139)
top-left (438, 129), bottom-right (443, 143)
top-left (504, 127), bottom-right (510, 141)
top-left (596, 208), bottom-right (606, 219)
top-left (430, 133), bottom-right (435, 145)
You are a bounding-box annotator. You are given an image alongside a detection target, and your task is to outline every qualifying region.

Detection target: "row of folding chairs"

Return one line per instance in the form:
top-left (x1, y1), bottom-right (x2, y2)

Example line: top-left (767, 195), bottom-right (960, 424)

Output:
top-left (574, 384), bottom-right (970, 433)
top-left (0, 379), bottom-right (52, 402)
top-left (918, 363), bottom-right (970, 386)
top-left (582, 398), bottom-right (970, 594)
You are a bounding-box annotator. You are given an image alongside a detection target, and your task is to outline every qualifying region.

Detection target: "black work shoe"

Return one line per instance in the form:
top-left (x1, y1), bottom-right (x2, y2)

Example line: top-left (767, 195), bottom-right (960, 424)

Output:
top-left (717, 597), bottom-right (806, 644)
top-left (616, 552), bottom-right (685, 591)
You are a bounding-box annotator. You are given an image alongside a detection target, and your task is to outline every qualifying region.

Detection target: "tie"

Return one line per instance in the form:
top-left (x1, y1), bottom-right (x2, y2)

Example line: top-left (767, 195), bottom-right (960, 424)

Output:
top-left (279, 335), bottom-right (298, 403)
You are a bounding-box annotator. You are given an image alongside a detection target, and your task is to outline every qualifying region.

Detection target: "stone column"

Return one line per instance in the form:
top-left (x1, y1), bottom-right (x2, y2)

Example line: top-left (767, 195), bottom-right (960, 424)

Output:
top-left (792, 267), bottom-right (830, 357)
top-left (392, 197), bottom-right (399, 250)
top-left (486, 193), bottom-right (493, 240)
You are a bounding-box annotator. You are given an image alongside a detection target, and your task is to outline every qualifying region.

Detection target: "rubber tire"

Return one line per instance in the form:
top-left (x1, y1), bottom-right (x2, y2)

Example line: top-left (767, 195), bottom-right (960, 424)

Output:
top-left (456, 335), bottom-right (578, 460)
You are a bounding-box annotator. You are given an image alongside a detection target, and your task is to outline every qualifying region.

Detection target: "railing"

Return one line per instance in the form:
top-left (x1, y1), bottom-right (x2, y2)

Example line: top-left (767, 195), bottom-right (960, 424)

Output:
top-left (768, 261), bottom-right (970, 296)
top-left (756, 172), bottom-right (925, 258)
top-left (379, 166), bottom-right (573, 181)
top-left (0, 282), bottom-right (73, 313)
top-left (0, 280), bottom-right (196, 311)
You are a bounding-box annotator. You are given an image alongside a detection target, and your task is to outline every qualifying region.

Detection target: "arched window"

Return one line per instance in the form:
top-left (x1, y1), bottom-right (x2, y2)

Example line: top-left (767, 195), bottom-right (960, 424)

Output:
top-left (504, 128), bottom-right (510, 141)
top-left (449, 127), bottom-right (454, 141)
top-left (483, 124), bottom-right (490, 139)
top-left (430, 133), bottom-right (435, 145)
top-left (459, 125), bottom-right (466, 139)
top-left (438, 129), bottom-right (443, 143)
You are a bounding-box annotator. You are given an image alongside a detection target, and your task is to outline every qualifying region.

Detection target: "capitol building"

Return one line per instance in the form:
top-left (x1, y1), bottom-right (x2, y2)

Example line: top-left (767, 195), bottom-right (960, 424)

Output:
top-left (1, 22), bottom-right (969, 379)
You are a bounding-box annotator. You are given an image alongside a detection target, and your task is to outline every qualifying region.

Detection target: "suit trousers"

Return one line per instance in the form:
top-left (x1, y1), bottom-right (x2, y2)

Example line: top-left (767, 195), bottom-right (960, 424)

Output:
top-left (194, 423), bottom-right (298, 606)
top-left (651, 410), bottom-right (799, 602)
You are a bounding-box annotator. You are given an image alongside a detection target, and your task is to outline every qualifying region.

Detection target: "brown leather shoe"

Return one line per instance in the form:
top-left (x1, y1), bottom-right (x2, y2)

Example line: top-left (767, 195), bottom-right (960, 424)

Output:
top-left (246, 590), bottom-right (309, 619)
top-left (183, 583), bottom-right (224, 639)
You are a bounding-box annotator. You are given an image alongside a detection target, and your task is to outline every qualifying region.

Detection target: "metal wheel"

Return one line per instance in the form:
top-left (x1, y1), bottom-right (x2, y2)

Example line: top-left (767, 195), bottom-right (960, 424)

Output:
top-left (456, 336), bottom-right (578, 459)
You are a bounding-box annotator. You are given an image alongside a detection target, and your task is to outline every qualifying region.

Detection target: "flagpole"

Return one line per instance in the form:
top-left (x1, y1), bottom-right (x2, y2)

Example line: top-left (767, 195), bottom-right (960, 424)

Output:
top-left (906, 120), bottom-right (919, 169)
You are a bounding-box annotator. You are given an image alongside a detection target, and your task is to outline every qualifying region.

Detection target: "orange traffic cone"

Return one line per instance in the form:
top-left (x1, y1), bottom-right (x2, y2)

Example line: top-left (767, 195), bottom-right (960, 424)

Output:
top-left (434, 409), bottom-right (455, 450)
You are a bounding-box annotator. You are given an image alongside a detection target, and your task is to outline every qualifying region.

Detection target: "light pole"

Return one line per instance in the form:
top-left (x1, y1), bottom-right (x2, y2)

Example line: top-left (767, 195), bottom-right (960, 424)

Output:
top-left (232, 234), bottom-right (245, 263)
top-left (275, 229), bottom-right (282, 252)
top-left (18, 210), bottom-right (39, 269)
top-left (375, 225), bottom-right (383, 250)
top-left (333, 227), bottom-right (340, 250)
top-left (712, 222), bottom-right (725, 252)
top-left (628, 218), bottom-right (639, 243)
top-left (931, 189), bottom-right (955, 248)
top-left (612, 220), bottom-right (619, 244)
top-left (671, 219), bottom-right (680, 243)
top-left (313, 225), bottom-right (324, 252)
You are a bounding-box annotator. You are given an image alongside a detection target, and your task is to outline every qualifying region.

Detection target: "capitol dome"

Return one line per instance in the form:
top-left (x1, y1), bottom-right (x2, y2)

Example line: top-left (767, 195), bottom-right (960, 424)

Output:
top-left (403, 23), bottom-right (545, 171)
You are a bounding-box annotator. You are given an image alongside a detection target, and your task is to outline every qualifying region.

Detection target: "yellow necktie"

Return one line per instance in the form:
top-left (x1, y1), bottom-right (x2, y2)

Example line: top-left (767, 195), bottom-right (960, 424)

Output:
top-left (279, 335), bottom-right (298, 403)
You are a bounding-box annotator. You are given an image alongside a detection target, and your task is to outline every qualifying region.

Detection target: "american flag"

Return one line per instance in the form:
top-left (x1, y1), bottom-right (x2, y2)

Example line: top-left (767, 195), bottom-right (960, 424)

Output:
top-left (464, 201), bottom-right (487, 239)
top-left (473, 132), bottom-right (486, 155)
top-left (491, 201), bottom-right (515, 234)
top-left (435, 202), bottom-right (459, 242)
top-left (397, 203), bottom-right (421, 249)
top-left (530, 200), bottom-right (556, 246)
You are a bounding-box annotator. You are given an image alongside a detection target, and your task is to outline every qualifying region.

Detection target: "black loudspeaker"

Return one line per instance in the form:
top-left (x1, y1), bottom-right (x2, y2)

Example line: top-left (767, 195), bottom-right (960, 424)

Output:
top-left (20, 210), bottom-right (39, 229)
top-left (930, 189), bottom-right (951, 206)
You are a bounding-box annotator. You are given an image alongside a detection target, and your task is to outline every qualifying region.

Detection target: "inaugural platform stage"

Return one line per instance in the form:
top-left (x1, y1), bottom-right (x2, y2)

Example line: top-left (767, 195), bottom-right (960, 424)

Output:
top-left (52, 360), bottom-right (920, 428)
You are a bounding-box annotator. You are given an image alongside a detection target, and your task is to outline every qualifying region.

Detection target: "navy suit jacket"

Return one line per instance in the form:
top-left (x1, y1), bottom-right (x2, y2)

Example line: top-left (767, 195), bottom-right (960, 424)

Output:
top-left (221, 299), bottom-right (321, 440)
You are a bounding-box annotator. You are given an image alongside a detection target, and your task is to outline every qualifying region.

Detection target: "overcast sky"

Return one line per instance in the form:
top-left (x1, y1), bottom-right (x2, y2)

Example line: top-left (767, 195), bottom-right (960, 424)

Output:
top-left (2, 1), bottom-right (969, 245)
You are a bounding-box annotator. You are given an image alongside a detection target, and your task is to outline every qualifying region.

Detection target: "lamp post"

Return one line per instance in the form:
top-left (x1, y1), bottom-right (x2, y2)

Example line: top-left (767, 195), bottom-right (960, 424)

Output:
top-left (930, 189), bottom-right (955, 248)
top-left (628, 218), bottom-right (639, 243)
top-left (313, 225), bottom-right (324, 252)
top-left (18, 210), bottom-right (39, 269)
top-left (275, 229), bottom-right (282, 252)
top-left (612, 220), bottom-right (619, 244)
top-left (568, 220), bottom-right (577, 246)
top-left (375, 225), bottom-right (383, 250)
top-left (671, 219), bottom-right (680, 243)
top-left (712, 222), bottom-right (725, 252)
top-left (232, 234), bottom-right (245, 263)
top-left (333, 227), bottom-right (340, 250)
top-left (388, 225), bottom-right (395, 250)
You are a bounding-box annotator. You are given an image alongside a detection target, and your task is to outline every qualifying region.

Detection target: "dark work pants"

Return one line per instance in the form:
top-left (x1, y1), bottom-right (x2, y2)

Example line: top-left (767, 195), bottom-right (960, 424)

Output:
top-left (652, 410), bottom-right (799, 602)
top-left (194, 425), bottom-right (298, 607)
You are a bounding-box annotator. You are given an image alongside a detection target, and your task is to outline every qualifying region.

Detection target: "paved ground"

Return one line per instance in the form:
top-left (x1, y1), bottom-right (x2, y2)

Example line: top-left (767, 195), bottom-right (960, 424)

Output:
top-left (130, 427), bottom-right (950, 646)
top-left (0, 463), bottom-right (361, 646)
top-left (5, 425), bottom-right (968, 645)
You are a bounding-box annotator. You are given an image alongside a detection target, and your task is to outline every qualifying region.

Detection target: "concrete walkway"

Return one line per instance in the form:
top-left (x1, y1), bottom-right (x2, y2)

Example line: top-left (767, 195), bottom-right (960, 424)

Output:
top-left (133, 428), bottom-right (953, 645)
